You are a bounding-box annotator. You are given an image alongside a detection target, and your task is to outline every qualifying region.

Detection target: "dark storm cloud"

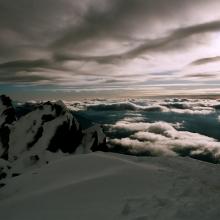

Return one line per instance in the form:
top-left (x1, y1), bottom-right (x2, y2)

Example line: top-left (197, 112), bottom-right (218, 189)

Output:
top-left (0, 58), bottom-right (64, 83)
top-left (0, 0), bottom-right (76, 40)
top-left (53, 53), bottom-right (125, 64)
top-left (54, 19), bottom-right (220, 63)
top-left (104, 79), bottom-right (132, 84)
top-left (52, 0), bottom-right (217, 49)
top-left (185, 73), bottom-right (217, 78)
top-left (190, 56), bottom-right (220, 66)
top-left (127, 19), bottom-right (220, 54)
top-left (0, 59), bottom-right (51, 70)
top-left (1, 0), bottom-right (220, 86)
top-left (0, 68), bottom-right (58, 83)
top-left (51, 0), bottom-right (171, 49)
top-left (148, 71), bottom-right (177, 76)
top-left (0, 58), bottom-right (57, 83)
top-left (0, 74), bottom-right (54, 83)
top-left (0, 0), bottom-right (87, 63)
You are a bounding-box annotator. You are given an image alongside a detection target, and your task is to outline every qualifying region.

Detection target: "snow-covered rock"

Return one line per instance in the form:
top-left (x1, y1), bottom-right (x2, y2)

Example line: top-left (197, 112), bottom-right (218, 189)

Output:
top-left (0, 95), bottom-right (16, 159)
top-left (8, 100), bottom-right (82, 161)
top-left (75, 124), bottom-right (107, 154)
top-left (0, 95), bottom-right (107, 178)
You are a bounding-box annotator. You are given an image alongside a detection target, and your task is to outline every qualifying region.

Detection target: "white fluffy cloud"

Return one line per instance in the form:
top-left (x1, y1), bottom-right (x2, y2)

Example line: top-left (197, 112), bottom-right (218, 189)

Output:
top-left (66, 98), bottom-right (219, 115)
top-left (110, 137), bottom-right (177, 156)
top-left (109, 121), bottom-right (220, 162)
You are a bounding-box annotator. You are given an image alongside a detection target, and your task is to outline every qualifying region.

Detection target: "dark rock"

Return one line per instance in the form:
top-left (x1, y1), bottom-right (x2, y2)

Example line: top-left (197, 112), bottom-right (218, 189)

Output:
top-left (91, 131), bottom-right (107, 152)
top-left (0, 172), bottom-right (7, 180)
top-left (0, 183), bottom-right (5, 188)
top-left (0, 95), bottom-right (16, 159)
top-left (27, 127), bottom-right (43, 149)
top-left (12, 173), bottom-right (20, 177)
top-left (48, 118), bottom-right (83, 153)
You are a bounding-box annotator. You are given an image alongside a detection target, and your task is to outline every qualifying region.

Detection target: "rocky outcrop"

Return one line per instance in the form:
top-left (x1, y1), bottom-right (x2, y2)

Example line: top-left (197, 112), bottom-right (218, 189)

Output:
top-left (0, 95), bottom-right (16, 159)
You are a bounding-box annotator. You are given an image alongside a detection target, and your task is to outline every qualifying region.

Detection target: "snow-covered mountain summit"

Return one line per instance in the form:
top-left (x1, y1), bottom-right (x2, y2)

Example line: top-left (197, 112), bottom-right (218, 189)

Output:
top-left (0, 95), bottom-right (106, 180)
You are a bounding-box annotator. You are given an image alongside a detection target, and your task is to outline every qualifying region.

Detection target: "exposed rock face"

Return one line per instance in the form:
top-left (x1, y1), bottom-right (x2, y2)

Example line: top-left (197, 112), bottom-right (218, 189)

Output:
top-left (0, 95), bottom-right (16, 159)
top-left (0, 95), bottom-right (106, 179)
top-left (0, 159), bottom-right (10, 182)
top-left (75, 124), bottom-right (106, 154)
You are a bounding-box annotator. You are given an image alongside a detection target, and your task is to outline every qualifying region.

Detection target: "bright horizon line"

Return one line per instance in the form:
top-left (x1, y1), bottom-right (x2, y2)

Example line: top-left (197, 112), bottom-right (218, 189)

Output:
top-left (3, 87), bottom-right (220, 102)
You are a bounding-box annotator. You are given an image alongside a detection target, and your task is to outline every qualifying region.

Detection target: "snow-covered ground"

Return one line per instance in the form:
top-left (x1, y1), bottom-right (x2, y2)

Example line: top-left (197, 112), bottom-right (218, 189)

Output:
top-left (1, 152), bottom-right (220, 220)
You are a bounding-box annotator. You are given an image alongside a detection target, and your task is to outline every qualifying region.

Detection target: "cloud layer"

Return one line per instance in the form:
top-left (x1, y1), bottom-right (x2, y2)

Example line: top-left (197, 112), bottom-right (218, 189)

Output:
top-left (83, 98), bottom-right (217, 115)
top-left (1, 0), bottom-right (220, 96)
top-left (15, 97), bottom-right (220, 163)
top-left (109, 121), bottom-right (220, 163)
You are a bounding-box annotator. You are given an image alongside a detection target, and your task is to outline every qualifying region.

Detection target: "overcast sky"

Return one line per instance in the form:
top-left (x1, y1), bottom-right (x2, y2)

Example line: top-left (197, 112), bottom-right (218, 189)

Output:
top-left (1, 0), bottom-right (220, 99)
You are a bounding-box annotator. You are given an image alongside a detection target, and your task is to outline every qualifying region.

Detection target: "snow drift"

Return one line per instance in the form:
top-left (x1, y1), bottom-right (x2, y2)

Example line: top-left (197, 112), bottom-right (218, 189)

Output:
top-left (1, 152), bottom-right (220, 220)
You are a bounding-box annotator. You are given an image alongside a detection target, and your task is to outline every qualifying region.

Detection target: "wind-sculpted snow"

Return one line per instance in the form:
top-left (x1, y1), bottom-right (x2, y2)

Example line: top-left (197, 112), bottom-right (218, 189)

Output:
top-left (1, 153), bottom-right (220, 220)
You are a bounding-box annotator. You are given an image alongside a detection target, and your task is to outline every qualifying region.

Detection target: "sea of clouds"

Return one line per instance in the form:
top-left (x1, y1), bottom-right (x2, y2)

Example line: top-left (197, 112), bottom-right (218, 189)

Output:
top-left (109, 120), bottom-right (220, 163)
top-left (69, 98), bottom-right (220, 163)
top-left (17, 98), bottom-right (220, 163)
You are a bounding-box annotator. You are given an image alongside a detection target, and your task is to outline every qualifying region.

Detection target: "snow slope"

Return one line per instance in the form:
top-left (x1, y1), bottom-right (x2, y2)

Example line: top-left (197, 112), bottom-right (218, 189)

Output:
top-left (0, 152), bottom-right (220, 220)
